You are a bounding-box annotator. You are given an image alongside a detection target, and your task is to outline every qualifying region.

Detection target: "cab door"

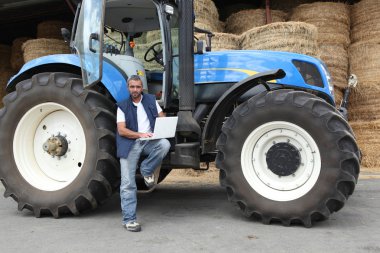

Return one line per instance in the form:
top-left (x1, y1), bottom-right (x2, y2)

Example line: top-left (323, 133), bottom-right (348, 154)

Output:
top-left (73, 0), bottom-right (105, 88)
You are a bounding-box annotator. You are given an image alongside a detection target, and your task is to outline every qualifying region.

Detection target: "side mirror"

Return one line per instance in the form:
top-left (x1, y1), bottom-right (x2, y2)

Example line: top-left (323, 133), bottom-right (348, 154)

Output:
top-left (61, 28), bottom-right (71, 43)
top-left (196, 40), bottom-right (205, 54)
top-left (164, 4), bottom-right (174, 15)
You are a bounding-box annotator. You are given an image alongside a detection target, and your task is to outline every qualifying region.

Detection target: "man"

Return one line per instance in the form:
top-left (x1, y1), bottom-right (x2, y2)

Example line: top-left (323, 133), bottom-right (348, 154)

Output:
top-left (116, 75), bottom-right (171, 232)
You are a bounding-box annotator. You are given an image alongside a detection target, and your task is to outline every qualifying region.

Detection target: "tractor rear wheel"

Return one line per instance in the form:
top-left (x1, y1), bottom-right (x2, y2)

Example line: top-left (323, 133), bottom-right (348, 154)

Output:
top-left (0, 72), bottom-right (119, 217)
top-left (216, 90), bottom-right (360, 227)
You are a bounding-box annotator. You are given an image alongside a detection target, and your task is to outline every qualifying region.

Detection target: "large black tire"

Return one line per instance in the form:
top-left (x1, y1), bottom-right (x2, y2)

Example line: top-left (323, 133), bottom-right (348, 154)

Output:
top-left (216, 90), bottom-right (360, 227)
top-left (0, 73), bottom-right (119, 217)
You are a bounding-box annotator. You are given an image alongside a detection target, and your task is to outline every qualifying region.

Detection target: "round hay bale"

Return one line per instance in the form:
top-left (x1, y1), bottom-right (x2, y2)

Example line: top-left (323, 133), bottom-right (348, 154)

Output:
top-left (240, 22), bottom-right (319, 57)
top-left (290, 2), bottom-right (350, 47)
top-left (10, 37), bottom-right (31, 71)
top-left (194, 0), bottom-right (223, 32)
top-left (351, 0), bottom-right (380, 44)
top-left (333, 86), bottom-right (344, 107)
top-left (0, 44), bottom-right (11, 68)
top-left (22, 39), bottom-right (71, 63)
top-left (196, 32), bottom-right (240, 51)
top-left (350, 120), bottom-right (380, 169)
top-left (348, 81), bottom-right (380, 121)
top-left (349, 42), bottom-right (380, 83)
top-left (37, 20), bottom-right (72, 39)
top-left (319, 44), bottom-right (348, 89)
top-left (225, 9), bottom-right (287, 35)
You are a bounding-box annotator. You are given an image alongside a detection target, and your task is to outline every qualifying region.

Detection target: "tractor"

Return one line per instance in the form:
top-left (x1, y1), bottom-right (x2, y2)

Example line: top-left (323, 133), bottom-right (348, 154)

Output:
top-left (0, 0), bottom-right (360, 227)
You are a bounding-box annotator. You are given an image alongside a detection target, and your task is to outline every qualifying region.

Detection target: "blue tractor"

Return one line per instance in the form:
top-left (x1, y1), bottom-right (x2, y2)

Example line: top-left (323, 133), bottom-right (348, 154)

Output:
top-left (0, 0), bottom-right (360, 227)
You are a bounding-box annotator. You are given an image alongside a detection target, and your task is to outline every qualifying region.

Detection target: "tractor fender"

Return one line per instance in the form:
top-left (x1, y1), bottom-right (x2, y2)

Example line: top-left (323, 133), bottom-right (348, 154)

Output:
top-left (201, 69), bottom-right (286, 154)
top-left (6, 54), bottom-right (129, 102)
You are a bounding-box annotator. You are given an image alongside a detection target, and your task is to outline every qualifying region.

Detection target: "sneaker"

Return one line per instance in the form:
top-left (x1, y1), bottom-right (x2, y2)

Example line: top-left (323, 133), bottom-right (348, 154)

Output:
top-left (143, 174), bottom-right (155, 188)
top-left (124, 221), bottom-right (141, 232)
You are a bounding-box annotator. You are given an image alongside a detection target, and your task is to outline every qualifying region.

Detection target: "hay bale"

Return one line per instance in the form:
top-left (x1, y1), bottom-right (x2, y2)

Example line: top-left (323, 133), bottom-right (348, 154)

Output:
top-left (348, 81), bottom-right (380, 121)
top-left (22, 39), bottom-right (71, 63)
top-left (349, 42), bottom-right (380, 83)
top-left (290, 2), bottom-right (350, 47)
top-left (319, 44), bottom-right (348, 89)
top-left (0, 44), bottom-right (11, 68)
top-left (350, 120), bottom-right (380, 169)
top-left (225, 9), bottom-right (287, 35)
top-left (351, 0), bottom-right (380, 44)
top-left (10, 37), bottom-right (31, 71)
top-left (196, 32), bottom-right (240, 51)
top-left (240, 22), bottom-right (319, 57)
top-left (37, 20), bottom-right (72, 39)
top-left (194, 0), bottom-right (224, 32)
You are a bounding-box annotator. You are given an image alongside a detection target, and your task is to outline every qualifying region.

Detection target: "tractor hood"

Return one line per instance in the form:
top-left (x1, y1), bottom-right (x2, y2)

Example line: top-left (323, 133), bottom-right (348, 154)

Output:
top-left (194, 50), bottom-right (332, 96)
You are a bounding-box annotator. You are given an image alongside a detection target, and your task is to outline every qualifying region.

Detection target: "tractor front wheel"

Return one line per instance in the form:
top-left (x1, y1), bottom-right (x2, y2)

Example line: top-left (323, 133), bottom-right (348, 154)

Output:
top-left (0, 73), bottom-right (119, 217)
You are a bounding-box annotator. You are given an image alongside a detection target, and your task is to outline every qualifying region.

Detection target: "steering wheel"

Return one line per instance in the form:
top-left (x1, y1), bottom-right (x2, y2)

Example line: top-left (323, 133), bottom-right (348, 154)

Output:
top-left (144, 42), bottom-right (163, 65)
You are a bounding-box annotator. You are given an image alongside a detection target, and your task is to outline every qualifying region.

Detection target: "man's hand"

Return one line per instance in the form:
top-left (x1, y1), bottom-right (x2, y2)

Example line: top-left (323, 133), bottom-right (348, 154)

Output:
top-left (138, 132), bottom-right (153, 138)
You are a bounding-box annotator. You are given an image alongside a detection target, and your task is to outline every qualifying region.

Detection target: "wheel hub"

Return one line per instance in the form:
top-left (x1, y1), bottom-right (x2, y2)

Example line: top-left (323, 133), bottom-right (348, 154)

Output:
top-left (43, 134), bottom-right (68, 157)
top-left (266, 142), bottom-right (301, 177)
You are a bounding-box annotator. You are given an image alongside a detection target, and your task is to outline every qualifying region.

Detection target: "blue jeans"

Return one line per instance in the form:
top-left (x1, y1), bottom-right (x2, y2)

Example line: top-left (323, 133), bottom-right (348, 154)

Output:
top-left (120, 138), bottom-right (171, 224)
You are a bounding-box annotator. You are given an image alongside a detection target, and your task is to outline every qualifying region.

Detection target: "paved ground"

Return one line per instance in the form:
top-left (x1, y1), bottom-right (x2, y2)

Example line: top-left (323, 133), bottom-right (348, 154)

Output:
top-left (0, 172), bottom-right (379, 253)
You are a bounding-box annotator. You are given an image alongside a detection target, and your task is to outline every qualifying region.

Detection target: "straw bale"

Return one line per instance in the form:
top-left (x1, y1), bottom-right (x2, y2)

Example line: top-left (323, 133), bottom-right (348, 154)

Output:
top-left (319, 44), bottom-right (348, 89)
top-left (0, 44), bottom-right (11, 68)
top-left (290, 2), bottom-right (350, 47)
top-left (37, 20), bottom-right (72, 39)
top-left (22, 39), bottom-right (71, 63)
top-left (240, 22), bottom-right (319, 57)
top-left (334, 86), bottom-right (344, 107)
top-left (194, 0), bottom-right (223, 33)
top-left (0, 68), bottom-right (15, 107)
top-left (349, 42), bottom-right (380, 83)
top-left (196, 32), bottom-right (240, 51)
top-left (225, 9), bottom-right (287, 35)
top-left (351, 0), bottom-right (380, 44)
top-left (350, 120), bottom-right (380, 168)
top-left (348, 81), bottom-right (380, 121)
top-left (10, 37), bottom-right (31, 71)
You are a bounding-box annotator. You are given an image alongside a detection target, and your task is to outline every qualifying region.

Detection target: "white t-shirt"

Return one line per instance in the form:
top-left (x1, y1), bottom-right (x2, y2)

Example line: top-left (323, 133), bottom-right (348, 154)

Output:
top-left (117, 96), bottom-right (162, 133)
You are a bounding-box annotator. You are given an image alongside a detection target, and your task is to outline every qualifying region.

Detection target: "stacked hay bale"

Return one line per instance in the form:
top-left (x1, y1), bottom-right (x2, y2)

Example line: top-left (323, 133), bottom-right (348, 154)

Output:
top-left (22, 39), bottom-right (71, 63)
top-left (10, 37), bottom-right (31, 71)
top-left (196, 32), bottom-right (240, 51)
top-left (290, 2), bottom-right (351, 106)
top-left (349, 0), bottom-right (380, 171)
top-left (37, 20), bottom-right (72, 40)
top-left (240, 22), bottom-right (319, 57)
top-left (0, 44), bottom-right (14, 106)
top-left (194, 0), bottom-right (224, 32)
top-left (225, 9), bottom-right (287, 35)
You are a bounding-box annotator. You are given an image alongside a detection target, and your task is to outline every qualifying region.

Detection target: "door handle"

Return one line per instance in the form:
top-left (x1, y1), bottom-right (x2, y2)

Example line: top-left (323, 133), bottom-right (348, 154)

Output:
top-left (89, 33), bottom-right (99, 53)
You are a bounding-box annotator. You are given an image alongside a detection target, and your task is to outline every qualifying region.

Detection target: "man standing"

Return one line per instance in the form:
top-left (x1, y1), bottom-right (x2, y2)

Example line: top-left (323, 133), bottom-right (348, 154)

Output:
top-left (116, 75), bottom-right (171, 232)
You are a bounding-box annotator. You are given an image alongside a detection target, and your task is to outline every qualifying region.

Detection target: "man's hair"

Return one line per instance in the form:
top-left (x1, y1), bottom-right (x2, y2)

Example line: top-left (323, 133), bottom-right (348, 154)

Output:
top-left (127, 75), bottom-right (142, 86)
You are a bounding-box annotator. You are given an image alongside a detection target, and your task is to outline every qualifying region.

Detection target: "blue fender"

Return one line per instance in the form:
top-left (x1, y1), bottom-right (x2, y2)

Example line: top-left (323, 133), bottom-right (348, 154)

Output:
top-left (7, 54), bottom-right (129, 102)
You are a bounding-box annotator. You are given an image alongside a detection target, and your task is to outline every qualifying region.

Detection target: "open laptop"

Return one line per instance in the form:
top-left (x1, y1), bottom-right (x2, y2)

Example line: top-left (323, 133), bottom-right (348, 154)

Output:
top-left (139, 116), bottom-right (178, 140)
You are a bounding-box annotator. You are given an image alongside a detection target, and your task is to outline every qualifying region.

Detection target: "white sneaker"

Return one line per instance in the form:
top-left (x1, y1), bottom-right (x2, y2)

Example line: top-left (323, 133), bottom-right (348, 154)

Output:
top-left (124, 221), bottom-right (141, 232)
top-left (143, 174), bottom-right (155, 188)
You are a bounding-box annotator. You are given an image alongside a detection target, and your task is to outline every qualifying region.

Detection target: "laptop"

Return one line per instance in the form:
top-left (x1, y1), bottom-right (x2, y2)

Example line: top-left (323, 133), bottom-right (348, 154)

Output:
top-left (139, 116), bottom-right (178, 140)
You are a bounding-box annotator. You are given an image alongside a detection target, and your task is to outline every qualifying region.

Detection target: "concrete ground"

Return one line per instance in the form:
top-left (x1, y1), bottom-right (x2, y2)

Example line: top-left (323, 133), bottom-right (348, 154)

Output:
top-left (0, 170), bottom-right (379, 253)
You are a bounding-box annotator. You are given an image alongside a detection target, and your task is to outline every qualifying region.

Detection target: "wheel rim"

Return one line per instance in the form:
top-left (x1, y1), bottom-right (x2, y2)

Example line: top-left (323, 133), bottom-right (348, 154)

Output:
top-left (241, 121), bottom-right (321, 201)
top-left (13, 102), bottom-right (86, 191)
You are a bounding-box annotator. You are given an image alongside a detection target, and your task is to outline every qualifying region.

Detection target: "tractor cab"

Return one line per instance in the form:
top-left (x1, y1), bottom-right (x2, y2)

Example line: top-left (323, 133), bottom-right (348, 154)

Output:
top-left (73, 0), bottom-right (181, 109)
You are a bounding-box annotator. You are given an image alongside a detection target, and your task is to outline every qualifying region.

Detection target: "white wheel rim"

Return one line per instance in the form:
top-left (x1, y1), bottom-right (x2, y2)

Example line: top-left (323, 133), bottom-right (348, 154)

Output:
top-left (13, 102), bottom-right (86, 191)
top-left (241, 121), bottom-right (321, 201)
